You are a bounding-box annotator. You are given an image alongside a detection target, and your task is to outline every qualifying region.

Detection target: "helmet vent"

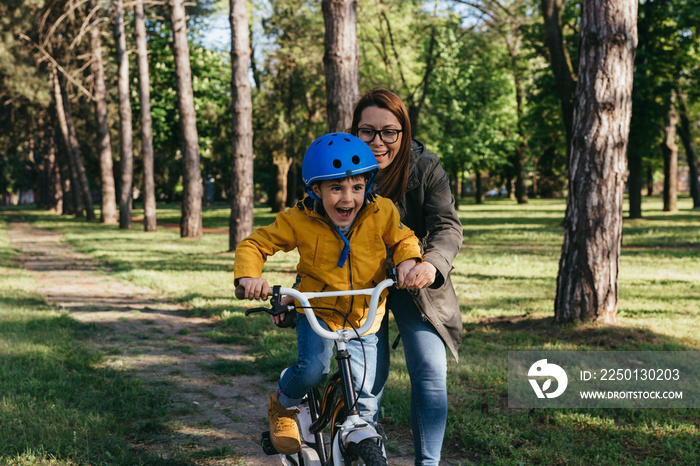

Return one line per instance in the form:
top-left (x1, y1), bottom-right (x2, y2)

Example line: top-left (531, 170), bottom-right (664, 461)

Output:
top-left (352, 155), bottom-right (360, 164)
top-left (327, 140), bottom-right (333, 146)
top-left (332, 159), bottom-right (342, 168)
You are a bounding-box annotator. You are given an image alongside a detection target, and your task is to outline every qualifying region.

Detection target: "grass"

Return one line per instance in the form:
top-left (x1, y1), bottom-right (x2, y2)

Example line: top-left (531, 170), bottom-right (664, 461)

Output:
top-left (1, 195), bottom-right (699, 464)
top-left (0, 217), bottom-right (169, 465)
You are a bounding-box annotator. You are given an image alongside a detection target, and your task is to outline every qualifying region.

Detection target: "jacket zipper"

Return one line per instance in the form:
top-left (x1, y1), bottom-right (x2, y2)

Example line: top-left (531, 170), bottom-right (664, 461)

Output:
top-left (346, 252), bottom-right (354, 329)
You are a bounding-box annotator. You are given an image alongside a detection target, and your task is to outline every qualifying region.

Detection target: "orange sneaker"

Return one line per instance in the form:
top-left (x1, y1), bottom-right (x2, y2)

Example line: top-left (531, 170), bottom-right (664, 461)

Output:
top-left (267, 393), bottom-right (301, 454)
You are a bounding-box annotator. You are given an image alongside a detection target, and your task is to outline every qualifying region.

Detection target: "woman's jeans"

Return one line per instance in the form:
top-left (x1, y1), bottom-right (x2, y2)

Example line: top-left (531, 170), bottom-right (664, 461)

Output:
top-left (277, 313), bottom-right (379, 423)
top-left (373, 289), bottom-right (448, 466)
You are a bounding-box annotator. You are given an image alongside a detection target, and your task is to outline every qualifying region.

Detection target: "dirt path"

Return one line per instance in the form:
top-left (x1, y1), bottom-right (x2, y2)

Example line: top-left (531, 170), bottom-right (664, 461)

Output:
top-left (7, 217), bottom-right (418, 465)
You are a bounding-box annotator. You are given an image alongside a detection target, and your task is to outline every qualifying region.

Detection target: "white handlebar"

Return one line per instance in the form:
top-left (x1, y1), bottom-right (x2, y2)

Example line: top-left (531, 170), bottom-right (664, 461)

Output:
top-left (279, 278), bottom-right (395, 340)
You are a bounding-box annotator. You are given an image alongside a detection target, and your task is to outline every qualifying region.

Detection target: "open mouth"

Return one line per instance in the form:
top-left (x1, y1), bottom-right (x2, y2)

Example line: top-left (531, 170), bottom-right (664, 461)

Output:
top-left (336, 207), bottom-right (353, 220)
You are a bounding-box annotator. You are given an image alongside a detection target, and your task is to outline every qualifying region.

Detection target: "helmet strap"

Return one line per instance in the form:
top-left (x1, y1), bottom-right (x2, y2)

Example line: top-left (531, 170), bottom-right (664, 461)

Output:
top-left (336, 227), bottom-right (350, 268)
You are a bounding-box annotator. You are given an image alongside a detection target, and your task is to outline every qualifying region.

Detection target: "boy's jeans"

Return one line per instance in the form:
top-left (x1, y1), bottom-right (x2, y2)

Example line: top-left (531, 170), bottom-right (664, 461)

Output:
top-left (277, 313), bottom-right (379, 423)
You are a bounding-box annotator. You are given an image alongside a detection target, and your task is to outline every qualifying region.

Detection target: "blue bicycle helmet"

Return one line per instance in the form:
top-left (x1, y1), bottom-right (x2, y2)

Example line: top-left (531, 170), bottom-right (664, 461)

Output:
top-left (302, 133), bottom-right (378, 200)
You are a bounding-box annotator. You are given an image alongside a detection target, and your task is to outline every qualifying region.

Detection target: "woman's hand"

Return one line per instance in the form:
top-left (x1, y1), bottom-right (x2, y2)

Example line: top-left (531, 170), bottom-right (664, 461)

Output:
top-left (237, 277), bottom-right (270, 300)
top-left (400, 261), bottom-right (436, 289)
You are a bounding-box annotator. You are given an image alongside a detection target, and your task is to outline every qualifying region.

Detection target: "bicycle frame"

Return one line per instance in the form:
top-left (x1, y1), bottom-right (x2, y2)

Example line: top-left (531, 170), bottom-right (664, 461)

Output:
top-left (252, 278), bottom-right (395, 465)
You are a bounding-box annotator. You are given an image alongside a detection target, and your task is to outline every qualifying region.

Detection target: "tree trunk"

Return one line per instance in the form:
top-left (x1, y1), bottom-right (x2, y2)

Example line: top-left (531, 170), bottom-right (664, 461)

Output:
top-left (271, 153), bottom-right (292, 212)
top-left (661, 91), bottom-right (678, 213)
top-left (62, 86), bottom-right (97, 221)
top-left (506, 38), bottom-right (528, 204)
top-left (249, 19), bottom-right (261, 90)
top-left (541, 0), bottom-right (577, 152)
top-left (35, 113), bottom-right (50, 209)
top-left (89, 0), bottom-right (118, 224)
top-left (50, 140), bottom-right (64, 213)
top-left (474, 166), bottom-right (483, 205)
top-left (322, 0), bottom-right (359, 133)
top-left (627, 76), bottom-right (645, 219)
top-left (170, 0), bottom-right (203, 238)
top-left (287, 156), bottom-right (299, 207)
top-left (554, 0), bottom-right (637, 324)
top-left (52, 68), bottom-right (92, 220)
top-left (45, 120), bottom-right (63, 212)
top-left (449, 159), bottom-right (460, 209)
top-left (677, 88), bottom-right (700, 209)
top-left (627, 143), bottom-right (643, 218)
top-left (278, 63), bottom-right (296, 211)
top-left (134, 0), bottom-right (157, 231)
top-left (114, 0), bottom-right (134, 229)
top-left (53, 120), bottom-right (73, 216)
top-left (407, 27), bottom-right (437, 136)
top-left (54, 76), bottom-right (82, 217)
top-left (626, 0), bottom-right (651, 219)
top-left (228, 0), bottom-right (254, 250)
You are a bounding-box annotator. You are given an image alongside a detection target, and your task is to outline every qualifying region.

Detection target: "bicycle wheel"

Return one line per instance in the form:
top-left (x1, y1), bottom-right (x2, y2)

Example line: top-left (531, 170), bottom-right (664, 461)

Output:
top-left (345, 439), bottom-right (387, 466)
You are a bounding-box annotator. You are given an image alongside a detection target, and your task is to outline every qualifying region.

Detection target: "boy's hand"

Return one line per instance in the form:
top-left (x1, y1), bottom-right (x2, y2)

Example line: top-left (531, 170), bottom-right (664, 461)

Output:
top-left (271, 295), bottom-right (295, 325)
top-left (238, 277), bottom-right (271, 300)
top-left (396, 258), bottom-right (417, 288)
top-left (399, 261), bottom-right (436, 289)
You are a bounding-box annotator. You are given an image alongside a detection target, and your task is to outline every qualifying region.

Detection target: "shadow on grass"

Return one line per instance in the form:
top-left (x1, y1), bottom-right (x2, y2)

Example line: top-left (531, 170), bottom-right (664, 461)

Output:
top-left (467, 314), bottom-right (694, 351)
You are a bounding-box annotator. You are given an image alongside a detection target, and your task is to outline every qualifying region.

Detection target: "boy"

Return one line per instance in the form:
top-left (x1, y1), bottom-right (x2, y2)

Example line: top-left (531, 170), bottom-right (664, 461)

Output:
top-left (234, 133), bottom-right (421, 455)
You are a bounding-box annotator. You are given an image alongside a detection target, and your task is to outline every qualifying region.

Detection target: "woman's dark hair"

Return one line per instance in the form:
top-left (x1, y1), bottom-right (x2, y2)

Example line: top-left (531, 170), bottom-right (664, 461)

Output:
top-left (350, 88), bottom-right (411, 204)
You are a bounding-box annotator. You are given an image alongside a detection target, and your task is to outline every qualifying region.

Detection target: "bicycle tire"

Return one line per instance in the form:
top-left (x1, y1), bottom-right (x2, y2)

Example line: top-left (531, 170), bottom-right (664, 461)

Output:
top-left (345, 439), bottom-right (387, 466)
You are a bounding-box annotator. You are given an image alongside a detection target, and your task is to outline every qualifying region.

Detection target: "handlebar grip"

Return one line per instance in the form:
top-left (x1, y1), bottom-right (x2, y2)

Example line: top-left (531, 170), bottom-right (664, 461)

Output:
top-left (235, 285), bottom-right (246, 299)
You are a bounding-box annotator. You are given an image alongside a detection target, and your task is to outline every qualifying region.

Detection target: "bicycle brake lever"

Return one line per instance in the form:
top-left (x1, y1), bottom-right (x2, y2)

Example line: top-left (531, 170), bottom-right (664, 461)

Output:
top-left (269, 285), bottom-right (292, 316)
top-left (244, 307), bottom-right (270, 316)
top-left (386, 266), bottom-right (399, 284)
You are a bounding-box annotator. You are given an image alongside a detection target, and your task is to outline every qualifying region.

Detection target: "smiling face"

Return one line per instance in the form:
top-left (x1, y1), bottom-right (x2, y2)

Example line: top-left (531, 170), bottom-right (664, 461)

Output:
top-left (312, 176), bottom-right (367, 227)
top-left (357, 106), bottom-right (403, 171)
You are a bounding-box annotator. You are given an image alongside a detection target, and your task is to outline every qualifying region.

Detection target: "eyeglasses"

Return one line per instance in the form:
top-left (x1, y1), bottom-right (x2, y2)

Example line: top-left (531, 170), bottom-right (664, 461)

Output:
top-left (357, 128), bottom-right (403, 144)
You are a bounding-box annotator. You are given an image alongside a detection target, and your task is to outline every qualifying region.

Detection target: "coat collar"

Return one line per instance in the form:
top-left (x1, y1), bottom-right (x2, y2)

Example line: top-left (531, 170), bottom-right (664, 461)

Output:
top-left (406, 139), bottom-right (425, 192)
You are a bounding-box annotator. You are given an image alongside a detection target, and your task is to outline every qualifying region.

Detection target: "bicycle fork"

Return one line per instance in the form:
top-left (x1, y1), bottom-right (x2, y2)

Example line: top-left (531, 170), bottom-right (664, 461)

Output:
top-left (328, 340), bottom-right (383, 461)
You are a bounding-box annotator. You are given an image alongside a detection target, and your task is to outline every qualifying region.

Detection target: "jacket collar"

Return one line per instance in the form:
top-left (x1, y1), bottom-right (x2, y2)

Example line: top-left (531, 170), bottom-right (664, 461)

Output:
top-left (406, 139), bottom-right (424, 192)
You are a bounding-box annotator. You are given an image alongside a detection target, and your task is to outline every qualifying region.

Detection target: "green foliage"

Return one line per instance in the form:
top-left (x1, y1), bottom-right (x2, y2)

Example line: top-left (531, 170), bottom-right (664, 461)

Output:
top-left (0, 1), bottom-right (52, 196)
top-left (0, 0), bottom-right (51, 106)
top-left (251, 0), bottom-right (327, 207)
top-left (2, 0), bottom-right (700, 215)
top-left (425, 17), bottom-right (518, 184)
top-left (357, 0), bottom-right (429, 96)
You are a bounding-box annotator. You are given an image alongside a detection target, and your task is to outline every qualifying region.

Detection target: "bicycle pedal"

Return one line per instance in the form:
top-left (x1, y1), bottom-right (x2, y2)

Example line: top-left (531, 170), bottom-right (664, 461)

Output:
top-left (260, 431), bottom-right (279, 455)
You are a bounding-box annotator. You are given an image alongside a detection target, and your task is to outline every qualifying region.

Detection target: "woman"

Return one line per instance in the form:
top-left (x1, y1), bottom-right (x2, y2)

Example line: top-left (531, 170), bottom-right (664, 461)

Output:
top-left (350, 88), bottom-right (463, 465)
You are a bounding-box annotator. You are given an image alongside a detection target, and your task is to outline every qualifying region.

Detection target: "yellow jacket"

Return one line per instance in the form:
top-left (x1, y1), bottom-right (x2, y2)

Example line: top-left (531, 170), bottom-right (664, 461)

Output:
top-left (234, 195), bottom-right (421, 334)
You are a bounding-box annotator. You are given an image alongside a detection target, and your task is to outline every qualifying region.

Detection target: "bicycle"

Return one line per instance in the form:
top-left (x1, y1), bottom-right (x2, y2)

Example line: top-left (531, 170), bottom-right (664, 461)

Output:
top-left (235, 273), bottom-right (396, 466)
